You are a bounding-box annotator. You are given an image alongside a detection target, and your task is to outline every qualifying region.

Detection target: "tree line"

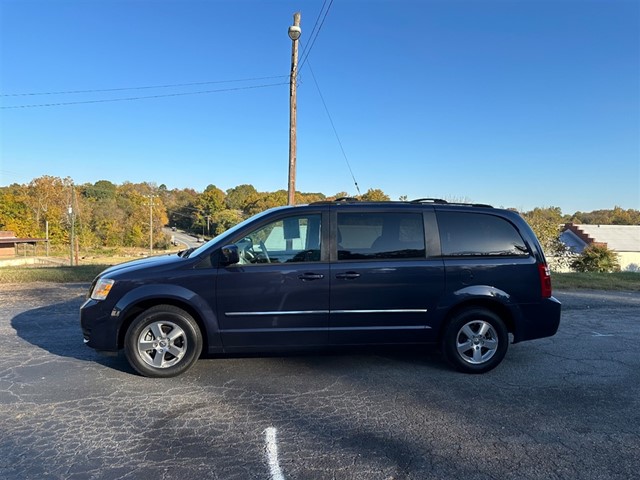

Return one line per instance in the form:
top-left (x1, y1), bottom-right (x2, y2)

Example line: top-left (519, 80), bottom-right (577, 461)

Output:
top-left (0, 176), bottom-right (637, 254)
top-left (0, 176), bottom-right (391, 250)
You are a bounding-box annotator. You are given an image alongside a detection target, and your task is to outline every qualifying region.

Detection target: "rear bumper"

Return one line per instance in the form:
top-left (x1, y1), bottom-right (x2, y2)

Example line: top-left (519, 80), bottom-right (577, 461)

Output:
top-left (513, 296), bottom-right (561, 343)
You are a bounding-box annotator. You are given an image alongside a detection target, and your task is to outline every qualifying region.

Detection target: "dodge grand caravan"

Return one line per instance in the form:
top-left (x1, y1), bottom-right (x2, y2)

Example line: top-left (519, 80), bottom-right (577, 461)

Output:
top-left (80, 198), bottom-right (561, 377)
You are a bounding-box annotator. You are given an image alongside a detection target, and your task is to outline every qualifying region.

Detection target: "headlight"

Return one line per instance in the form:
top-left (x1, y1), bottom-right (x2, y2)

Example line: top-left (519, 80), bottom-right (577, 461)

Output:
top-left (91, 278), bottom-right (115, 301)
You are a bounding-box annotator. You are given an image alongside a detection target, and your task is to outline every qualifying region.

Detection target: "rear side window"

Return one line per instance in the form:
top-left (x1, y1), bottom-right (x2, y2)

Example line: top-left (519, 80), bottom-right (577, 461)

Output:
top-left (437, 212), bottom-right (529, 257)
top-left (337, 212), bottom-right (425, 260)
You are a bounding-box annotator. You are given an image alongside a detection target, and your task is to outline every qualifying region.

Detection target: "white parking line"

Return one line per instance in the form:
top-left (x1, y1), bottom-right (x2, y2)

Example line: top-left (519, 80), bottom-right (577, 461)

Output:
top-left (592, 331), bottom-right (614, 337)
top-left (265, 427), bottom-right (285, 480)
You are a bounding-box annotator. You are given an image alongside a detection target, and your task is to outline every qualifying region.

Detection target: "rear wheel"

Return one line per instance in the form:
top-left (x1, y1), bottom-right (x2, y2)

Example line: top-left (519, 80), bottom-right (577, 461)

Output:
top-left (442, 308), bottom-right (508, 374)
top-left (124, 305), bottom-right (202, 378)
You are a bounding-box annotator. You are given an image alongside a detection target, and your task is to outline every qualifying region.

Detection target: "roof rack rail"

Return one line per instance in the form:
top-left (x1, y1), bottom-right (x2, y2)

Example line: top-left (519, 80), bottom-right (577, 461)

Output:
top-left (410, 198), bottom-right (493, 208)
top-left (310, 197), bottom-right (360, 205)
top-left (409, 198), bottom-right (448, 204)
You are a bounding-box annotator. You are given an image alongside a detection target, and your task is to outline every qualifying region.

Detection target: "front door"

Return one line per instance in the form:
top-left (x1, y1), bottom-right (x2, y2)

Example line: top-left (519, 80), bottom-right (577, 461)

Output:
top-left (217, 212), bottom-right (329, 348)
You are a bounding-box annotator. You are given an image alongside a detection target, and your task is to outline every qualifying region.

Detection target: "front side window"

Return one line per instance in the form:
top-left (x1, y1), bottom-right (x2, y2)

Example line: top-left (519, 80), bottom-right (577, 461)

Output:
top-left (235, 214), bottom-right (321, 264)
top-left (337, 212), bottom-right (426, 260)
top-left (438, 212), bottom-right (529, 257)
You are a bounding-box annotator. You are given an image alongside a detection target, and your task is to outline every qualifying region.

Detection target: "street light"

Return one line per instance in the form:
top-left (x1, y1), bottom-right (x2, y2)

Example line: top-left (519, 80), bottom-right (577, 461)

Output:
top-left (288, 12), bottom-right (301, 206)
top-left (288, 24), bottom-right (301, 41)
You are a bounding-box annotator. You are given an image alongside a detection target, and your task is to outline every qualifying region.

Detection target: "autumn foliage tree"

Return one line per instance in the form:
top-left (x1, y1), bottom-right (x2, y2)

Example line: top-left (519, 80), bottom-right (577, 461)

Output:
top-left (1, 176), bottom-right (638, 258)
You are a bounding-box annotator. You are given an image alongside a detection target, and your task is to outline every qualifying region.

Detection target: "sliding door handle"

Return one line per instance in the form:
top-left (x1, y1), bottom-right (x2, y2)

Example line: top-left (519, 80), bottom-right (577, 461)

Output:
top-left (298, 273), bottom-right (325, 281)
top-left (335, 272), bottom-right (361, 280)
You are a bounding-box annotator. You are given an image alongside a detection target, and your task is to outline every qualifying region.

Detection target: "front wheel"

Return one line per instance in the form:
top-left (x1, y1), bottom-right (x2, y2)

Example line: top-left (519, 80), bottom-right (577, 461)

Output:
top-left (124, 305), bottom-right (202, 378)
top-left (441, 308), bottom-right (508, 374)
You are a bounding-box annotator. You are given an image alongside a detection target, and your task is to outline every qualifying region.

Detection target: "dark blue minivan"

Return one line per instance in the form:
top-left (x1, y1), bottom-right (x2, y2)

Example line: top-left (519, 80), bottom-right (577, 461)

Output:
top-left (80, 199), bottom-right (561, 377)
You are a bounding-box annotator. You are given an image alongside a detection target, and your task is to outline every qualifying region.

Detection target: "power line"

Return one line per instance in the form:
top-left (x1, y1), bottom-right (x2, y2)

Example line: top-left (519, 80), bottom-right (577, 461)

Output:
top-left (299, 0), bottom-right (335, 72)
top-left (298, 0), bottom-right (329, 66)
top-left (1, 82), bottom-right (288, 109)
top-left (307, 62), bottom-right (361, 196)
top-left (0, 74), bottom-right (289, 97)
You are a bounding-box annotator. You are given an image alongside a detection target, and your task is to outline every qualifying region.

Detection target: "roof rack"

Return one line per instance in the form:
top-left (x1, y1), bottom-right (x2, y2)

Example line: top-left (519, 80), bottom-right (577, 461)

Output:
top-left (310, 197), bottom-right (360, 205)
top-left (309, 197), bottom-right (494, 208)
top-left (409, 198), bottom-right (493, 208)
top-left (409, 198), bottom-right (448, 204)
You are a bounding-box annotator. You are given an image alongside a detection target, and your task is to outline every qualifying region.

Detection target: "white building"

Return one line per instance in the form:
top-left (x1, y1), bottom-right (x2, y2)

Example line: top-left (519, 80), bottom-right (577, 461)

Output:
top-left (560, 224), bottom-right (640, 272)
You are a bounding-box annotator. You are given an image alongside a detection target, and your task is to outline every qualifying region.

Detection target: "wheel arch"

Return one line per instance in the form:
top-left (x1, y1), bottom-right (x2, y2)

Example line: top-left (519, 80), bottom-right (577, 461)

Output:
top-left (112, 284), bottom-right (220, 352)
top-left (438, 298), bottom-right (516, 343)
top-left (117, 299), bottom-right (209, 354)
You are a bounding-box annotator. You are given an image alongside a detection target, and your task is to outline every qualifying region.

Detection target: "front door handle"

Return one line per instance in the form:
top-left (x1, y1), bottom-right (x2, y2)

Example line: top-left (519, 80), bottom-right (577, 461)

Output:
top-left (298, 273), bottom-right (325, 281)
top-left (335, 272), bottom-right (361, 280)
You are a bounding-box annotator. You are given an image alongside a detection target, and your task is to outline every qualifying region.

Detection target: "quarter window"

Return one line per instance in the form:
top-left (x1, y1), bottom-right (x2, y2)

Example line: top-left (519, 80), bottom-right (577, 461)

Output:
top-left (337, 212), bottom-right (426, 260)
top-left (437, 212), bottom-right (529, 257)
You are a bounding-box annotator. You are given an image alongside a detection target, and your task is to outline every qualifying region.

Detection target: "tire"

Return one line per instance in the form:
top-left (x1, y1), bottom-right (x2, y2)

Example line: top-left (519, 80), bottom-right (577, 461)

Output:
top-left (441, 308), bottom-right (508, 374)
top-left (124, 305), bottom-right (202, 378)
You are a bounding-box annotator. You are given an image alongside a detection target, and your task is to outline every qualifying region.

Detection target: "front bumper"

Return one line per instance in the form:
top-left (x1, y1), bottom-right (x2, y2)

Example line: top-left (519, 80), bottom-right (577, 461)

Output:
top-left (80, 298), bottom-right (121, 352)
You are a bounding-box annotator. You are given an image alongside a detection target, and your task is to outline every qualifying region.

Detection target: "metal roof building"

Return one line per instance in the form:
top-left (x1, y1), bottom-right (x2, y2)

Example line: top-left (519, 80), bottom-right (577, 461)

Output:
top-left (560, 224), bottom-right (640, 272)
top-left (561, 224), bottom-right (640, 252)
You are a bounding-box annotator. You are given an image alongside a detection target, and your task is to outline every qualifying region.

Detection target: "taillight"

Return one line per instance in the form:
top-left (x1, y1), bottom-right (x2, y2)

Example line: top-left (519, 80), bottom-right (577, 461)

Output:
top-left (538, 263), bottom-right (552, 298)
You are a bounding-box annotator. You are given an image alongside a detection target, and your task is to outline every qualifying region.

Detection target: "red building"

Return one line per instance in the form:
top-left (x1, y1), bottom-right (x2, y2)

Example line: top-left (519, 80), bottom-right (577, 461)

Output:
top-left (0, 231), bottom-right (47, 257)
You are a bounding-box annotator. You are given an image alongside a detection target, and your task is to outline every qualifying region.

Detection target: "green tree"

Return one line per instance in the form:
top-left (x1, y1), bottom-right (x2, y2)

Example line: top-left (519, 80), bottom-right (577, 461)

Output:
top-left (199, 185), bottom-right (225, 212)
top-left (296, 191), bottom-right (326, 204)
top-left (89, 196), bottom-right (125, 246)
top-left (244, 190), bottom-right (288, 216)
top-left (225, 184), bottom-right (258, 213)
top-left (116, 182), bottom-right (168, 248)
top-left (360, 188), bottom-right (390, 201)
top-left (610, 206), bottom-right (638, 225)
top-left (569, 207), bottom-right (640, 225)
top-left (211, 209), bottom-right (244, 235)
top-left (83, 180), bottom-right (117, 201)
top-left (522, 207), bottom-right (573, 269)
top-left (327, 191), bottom-right (350, 200)
top-left (194, 185), bottom-right (226, 234)
top-left (162, 188), bottom-right (199, 231)
top-left (571, 244), bottom-right (621, 273)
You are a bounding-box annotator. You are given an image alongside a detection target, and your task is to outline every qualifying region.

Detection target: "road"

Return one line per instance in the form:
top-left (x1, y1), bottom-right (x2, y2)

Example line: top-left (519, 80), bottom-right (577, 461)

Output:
top-left (1, 284), bottom-right (639, 479)
top-left (163, 228), bottom-right (202, 248)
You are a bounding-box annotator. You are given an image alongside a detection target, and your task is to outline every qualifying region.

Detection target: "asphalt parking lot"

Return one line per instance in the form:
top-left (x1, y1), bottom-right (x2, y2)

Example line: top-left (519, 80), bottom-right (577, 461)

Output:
top-left (1, 283), bottom-right (639, 480)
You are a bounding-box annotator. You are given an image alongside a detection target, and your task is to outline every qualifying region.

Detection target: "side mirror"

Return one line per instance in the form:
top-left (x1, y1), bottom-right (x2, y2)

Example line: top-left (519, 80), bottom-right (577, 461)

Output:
top-left (220, 244), bottom-right (240, 266)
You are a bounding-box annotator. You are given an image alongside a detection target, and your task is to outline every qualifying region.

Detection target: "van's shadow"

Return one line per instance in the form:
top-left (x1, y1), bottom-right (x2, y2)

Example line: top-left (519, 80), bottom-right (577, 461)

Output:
top-left (11, 296), bottom-right (133, 373)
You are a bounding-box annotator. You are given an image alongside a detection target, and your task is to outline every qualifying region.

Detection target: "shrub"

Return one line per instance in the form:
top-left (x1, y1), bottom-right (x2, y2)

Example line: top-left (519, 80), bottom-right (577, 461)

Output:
top-left (571, 244), bottom-right (621, 273)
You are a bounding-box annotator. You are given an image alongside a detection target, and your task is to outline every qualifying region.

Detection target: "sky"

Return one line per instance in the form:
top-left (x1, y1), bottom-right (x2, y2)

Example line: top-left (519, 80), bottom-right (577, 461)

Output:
top-left (1, 0), bottom-right (638, 214)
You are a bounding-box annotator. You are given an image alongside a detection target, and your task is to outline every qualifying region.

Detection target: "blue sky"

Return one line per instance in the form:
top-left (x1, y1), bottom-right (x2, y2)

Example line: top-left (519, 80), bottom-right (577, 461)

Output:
top-left (1, 0), bottom-right (638, 214)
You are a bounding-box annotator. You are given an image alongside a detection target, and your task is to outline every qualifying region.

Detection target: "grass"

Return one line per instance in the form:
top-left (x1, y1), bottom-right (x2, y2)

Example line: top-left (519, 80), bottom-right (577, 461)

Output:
top-left (552, 271), bottom-right (640, 292)
top-left (0, 265), bottom-right (110, 283)
top-left (1, 263), bottom-right (638, 292)
top-left (0, 247), bottom-right (180, 284)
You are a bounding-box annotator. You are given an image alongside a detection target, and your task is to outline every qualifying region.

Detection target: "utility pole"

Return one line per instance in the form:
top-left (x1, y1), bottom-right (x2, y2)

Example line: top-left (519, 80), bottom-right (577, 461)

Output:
top-left (147, 195), bottom-right (155, 254)
top-left (288, 12), bottom-right (301, 205)
top-left (68, 186), bottom-right (75, 266)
